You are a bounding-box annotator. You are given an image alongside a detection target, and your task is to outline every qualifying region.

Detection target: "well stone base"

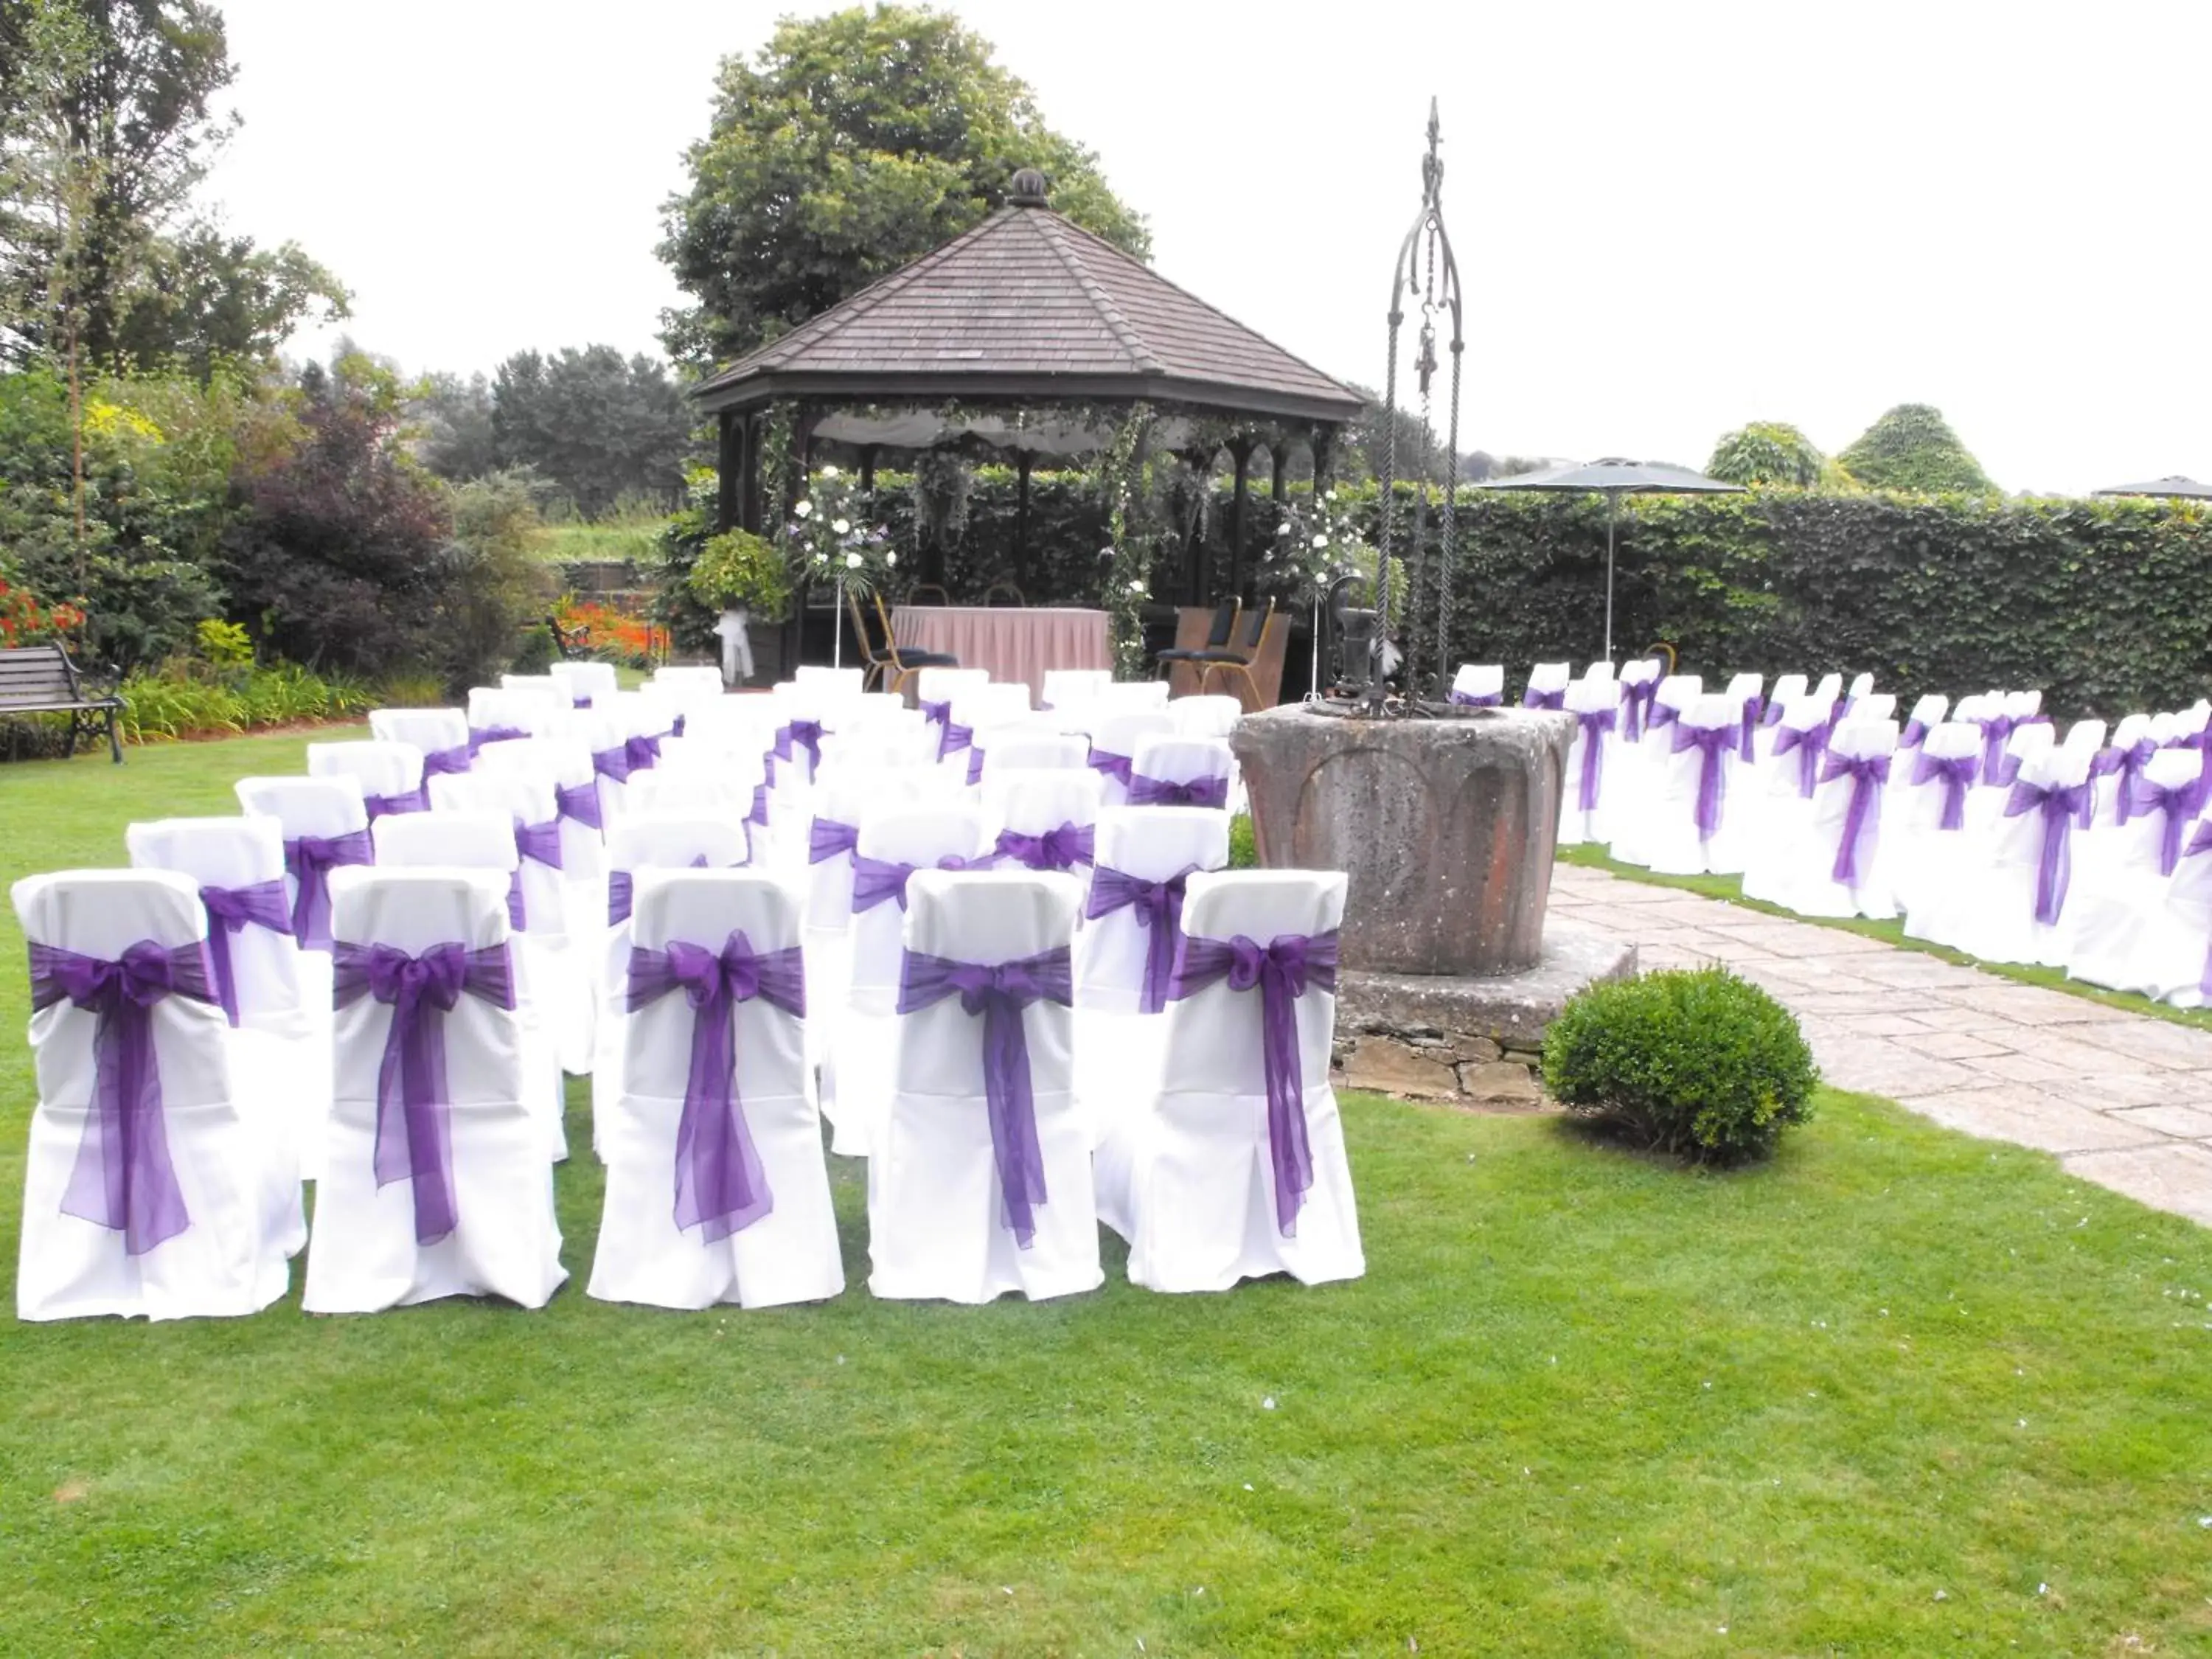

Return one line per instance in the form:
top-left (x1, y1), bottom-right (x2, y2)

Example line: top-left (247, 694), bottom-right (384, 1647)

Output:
top-left (1330, 919), bottom-right (1637, 1108)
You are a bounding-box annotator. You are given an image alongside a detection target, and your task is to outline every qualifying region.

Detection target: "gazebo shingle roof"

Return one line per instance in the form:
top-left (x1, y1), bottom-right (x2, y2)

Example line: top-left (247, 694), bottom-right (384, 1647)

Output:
top-left (690, 199), bottom-right (1364, 426)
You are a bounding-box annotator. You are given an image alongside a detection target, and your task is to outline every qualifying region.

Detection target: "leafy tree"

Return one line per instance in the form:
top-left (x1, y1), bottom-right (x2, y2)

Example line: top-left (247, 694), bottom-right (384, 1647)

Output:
top-left (108, 223), bottom-right (349, 376)
top-left (411, 369), bottom-right (499, 481)
top-left (429, 469), bottom-right (553, 694)
top-left (1706, 420), bottom-right (1828, 488)
top-left (1837, 403), bottom-right (1996, 495)
top-left (658, 3), bottom-right (1150, 364)
top-left (490, 344), bottom-right (691, 516)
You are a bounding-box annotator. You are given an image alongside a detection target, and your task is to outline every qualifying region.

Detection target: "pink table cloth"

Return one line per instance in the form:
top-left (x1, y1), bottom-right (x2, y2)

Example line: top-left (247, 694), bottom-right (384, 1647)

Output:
top-left (891, 606), bottom-right (1112, 702)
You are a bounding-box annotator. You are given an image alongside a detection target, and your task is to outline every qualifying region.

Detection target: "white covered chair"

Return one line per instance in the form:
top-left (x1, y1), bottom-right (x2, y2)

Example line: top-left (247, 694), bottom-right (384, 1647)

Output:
top-left (1753, 673), bottom-right (1809, 749)
top-left (1522, 661), bottom-right (1570, 710)
top-left (2066, 819), bottom-right (2212, 1004)
top-left (866, 869), bottom-right (1100, 1304)
top-left (588, 869), bottom-right (844, 1310)
top-left (914, 666), bottom-right (990, 755)
top-left (1585, 658), bottom-right (1617, 684)
top-left (12, 869), bottom-right (291, 1321)
top-left (125, 815), bottom-right (311, 1259)
top-left (1088, 710), bottom-right (1175, 809)
top-left (467, 686), bottom-right (557, 750)
top-left (1557, 676), bottom-right (1621, 848)
top-left (308, 739), bottom-right (428, 821)
top-left (1635, 692), bottom-right (1742, 876)
top-left (1448, 664), bottom-right (1505, 708)
top-left (1614, 658), bottom-right (1665, 748)
top-left (1127, 734), bottom-right (1234, 811)
top-left (304, 867), bottom-right (565, 1312)
top-left (1091, 681), bottom-right (1172, 716)
top-left (1884, 720), bottom-right (1984, 917)
top-left (369, 708), bottom-right (472, 782)
top-left (1169, 694), bottom-right (1244, 740)
top-left (495, 673), bottom-right (567, 709)
top-left (2069, 745), bottom-right (2202, 898)
top-left (1093, 869), bottom-right (1363, 1293)
top-left (1743, 718), bottom-right (1899, 919)
top-left (985, 768), bottom-right (1103, 875)
top-left (794, 664), bottom-right (866, 700)
top-left (1903, 743), bottom-right (2094, 967)
top-left (471, 734), bottom-right (608, 946)
top-left (549, 659), bottom-right (619, 710)
top-left (1040, 668), bottom-right (1112, 710)
top-left (1607, 673), bottom-right (1701, 856)
top-left (2088, 714), bottom-right (2156, 830)
top-left (981, 729), bottom-right (1090, 773)
top-left (825, 804), bottom-right (991, 1157)
top-left (1720, 672), bottom-right (1765, 763)
top-left (943, 682), bottom-right (1032, 784)
top-left (1899, 693), bottom-right (1948, 751)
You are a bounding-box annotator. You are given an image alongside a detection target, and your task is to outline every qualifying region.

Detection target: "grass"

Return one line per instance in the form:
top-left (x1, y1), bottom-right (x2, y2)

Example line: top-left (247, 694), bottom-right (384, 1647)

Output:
top-left (0, 740), bottom-right (2210, 1652)
top-left (535, 515), bottom-right (664, 568)
top-left (1557, 841), bottom-right (2212, 1033)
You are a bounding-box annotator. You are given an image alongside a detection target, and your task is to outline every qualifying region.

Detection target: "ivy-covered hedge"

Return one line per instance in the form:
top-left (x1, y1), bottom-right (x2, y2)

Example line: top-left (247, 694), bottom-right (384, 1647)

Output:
top-left (837, 471), bottom-right (2212, 721)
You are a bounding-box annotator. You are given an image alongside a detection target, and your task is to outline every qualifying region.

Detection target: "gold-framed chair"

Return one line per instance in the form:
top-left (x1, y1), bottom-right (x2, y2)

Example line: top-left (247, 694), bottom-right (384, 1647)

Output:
top-left (849, 588), bottom-right (959, 695)
top-left (981, 579), bottom-right (1026, 608)
top-left (1197, 597), bottom-right (1281, 712)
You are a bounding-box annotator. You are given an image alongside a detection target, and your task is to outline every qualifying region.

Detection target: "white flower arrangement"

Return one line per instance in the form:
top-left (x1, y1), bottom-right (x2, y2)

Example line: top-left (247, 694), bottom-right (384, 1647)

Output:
top-left (786, 466), bottom-right (894, 596)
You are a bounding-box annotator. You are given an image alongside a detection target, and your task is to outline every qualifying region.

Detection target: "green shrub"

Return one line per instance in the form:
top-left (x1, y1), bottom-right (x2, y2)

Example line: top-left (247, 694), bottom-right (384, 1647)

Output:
top-left (117, 668), bottom-right (244, 742)
top-left (509, 624), bottom-right (556, 676)
top-left (1228, 813), bottom-right (1258, 869)
top-left (1541, 967), bottom-right (1819, 1165)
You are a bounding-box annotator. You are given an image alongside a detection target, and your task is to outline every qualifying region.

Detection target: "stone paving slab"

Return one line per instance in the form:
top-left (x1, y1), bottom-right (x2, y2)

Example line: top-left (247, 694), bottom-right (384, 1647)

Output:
top-left (1554, 864), bottom-right (2212, 1228)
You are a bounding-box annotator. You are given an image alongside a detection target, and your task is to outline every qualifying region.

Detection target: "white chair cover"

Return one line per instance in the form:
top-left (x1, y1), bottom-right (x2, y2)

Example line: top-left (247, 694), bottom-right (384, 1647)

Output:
top-left (1169, 695), bottom-right (1244, 739)
top-left (1585, 658), bottom-right (1617, 684)
top-left (651, 664), bottom-right (725, 695)
top-left (984, 769), bottom-right (1104, 875)
top-left (1093, 869), bottom-right (1363, 1293)
top-left (307, 740), bottom-right (427, 819)
top-left (1900, 693), bottom-right (1949, 747)
top-left (1127, 734), bottom-right (1234, 812)
top-left (1845, 671), bottom-right (1875, 705)
top-left (1903, 743), bottom-right (2093, 967)
top-left (549, 660), bottom-right (620, 709)
top-left (983, 730), bottom-right (1090, 773)
top-left (2066, 815), bottom-right (2212, 1004)
top-left (1812, 672), bottom-right (1843, 703)
top-left (1557, 676), bottom-right (1622, 848)
top-left (1524, 661), bottom-right (1571, 706)
top-left (1450, 664), bottom-right (1505, 706)
top-left (12, 869), bottom-right (291, 1321)
top-left (1089, 711), bottom-right (1175, 809)
top-left (1608, 673), bottom-right (1701, 859)
top-left (125, 815), bottom-right (310, 1258)
top-left (1745, 718), bottom-right (1899, 919)
top-left (368, 708), bottom-right (470, 776)
top-left (794, 665), bottom-right (866, 700)
top-left (496, 674), bottom-right (567, 709)
top-left (866, 870), bottom-right (1100, 1304)
top-left (470, 686), bottom-right (559, 742)
top-left (587, 869), bottom-right (844, 1310)
top-left (945, 684), bottom-right (1034, 782)
top-left (1884, 719), bottom-right (1985, 915)
top-left (1637, 692), bottom-right (1742, 876)
top-left (1091, 681), bottom-right (1171, 715)
top-left (1853, 693), bottom-right (1897, 724)
top-left (1040, 668), bottom-right (1112, 710)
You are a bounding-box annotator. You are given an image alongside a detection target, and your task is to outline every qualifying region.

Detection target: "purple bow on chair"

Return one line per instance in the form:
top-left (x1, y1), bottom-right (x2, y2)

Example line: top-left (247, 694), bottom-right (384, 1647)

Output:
top-left (1761, 695), bottom-right (1787, 728)
top-left (1911, 750), bottom-right (1979, 831)
top-left (919, 698), bottom-right (952, 729)
top-left (1772, 720), bottom-right (1832, 800)
top-left (591, 743), bottom-right (634, 786)
top-left (554, 780), bottom-right (603, 832)
top-left (608, 855), bottom-right (711, 927)
top-left (897, 945), bottom-right (1074, 1248)
top-left (422, 744), bottom-right (471, 779)
top-left (1899, 720), bottom-right (1930, 751)
top-left (507, 818), bottom-right (564, 929)
top-left (2003, 778), bottom-right (2093, 927)
top-left (1818, 751), bottom-right (1892, 885)
top-left (1128, 772), bottom-right (1231, 809)
top-left (468, 724), bottom-right (529, 754)
top-left (1975, 714), bottom-right (2020, 785)
top-left (1670, 723), bottom-right (1732, 841)
top-left (332, 939), bottom-right (515, 1246)
top-left (938, 720), bottom-right (973, 763)
top-left (1088, 749), bottom-right (1135, 787)
top-left (748, 783), bottom-right (771, 829)
top-left (1168, 929), bottom-right (1340, 1236)
top-left (1448, 689), bottom-right (1503, 709)
top-left (995, 821), bottom-right (1095, 872)
top-left (282, 829), bottom-right (373, 951)
top-left (2124, 775), bottom-right (2203, 876)
top-left (29, 938), bottom-right (217, 1256)
top-left (198, 880), bottom-right (293, 1026)
top-left (363, 785), bottom-right (429, 821)
top-left (1737, 695), bottom-right (1764, 762)
top-left (671, 714), bottom-right (686, 739)
top-left (1646, 702), bottom-right (1682, 739)
top-left (622, 733), bottom-right (662, 776)
top-left (776, 720), bottom-right (824, 772)
top-left (627, 929), bottom-right (805, 1242)
top-left (966, 745), bottom-right (988, 787)
top-left (1620, 680), bottom-right (1658, 742)
top-left (1522, 686), bottom-right (1566, 711)
top-left (2092, 739), bottom-right (2157, 822)
top-left (571, 693), bottom-right (594, 710)
top-left (850, 852), bottom-right (975, 914)
top-left (1574, 708), bottom-right (1617, 813)
top-left (808, 816), bottom-right (860, 865)
top-left (1085, 863), bottom-right (1198, 1013)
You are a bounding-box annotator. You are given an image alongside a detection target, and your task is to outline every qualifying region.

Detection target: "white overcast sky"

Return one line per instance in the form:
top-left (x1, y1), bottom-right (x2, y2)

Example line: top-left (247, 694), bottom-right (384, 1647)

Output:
top-left (207, 0), bottom-right (2207, 495)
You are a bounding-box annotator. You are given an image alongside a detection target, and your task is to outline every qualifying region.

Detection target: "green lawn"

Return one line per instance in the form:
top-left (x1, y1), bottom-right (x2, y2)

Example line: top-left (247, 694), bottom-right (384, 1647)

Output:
top-left (1, 739), bottom-right (2209, 1654)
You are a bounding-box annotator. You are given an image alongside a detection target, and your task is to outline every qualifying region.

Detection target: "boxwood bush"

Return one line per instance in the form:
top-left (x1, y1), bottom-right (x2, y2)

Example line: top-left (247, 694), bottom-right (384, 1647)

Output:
top-left (1542, 967), bottom-right (1819, 1165)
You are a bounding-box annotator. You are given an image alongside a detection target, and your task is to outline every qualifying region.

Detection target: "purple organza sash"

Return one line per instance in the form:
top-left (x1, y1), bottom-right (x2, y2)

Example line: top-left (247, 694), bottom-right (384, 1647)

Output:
top-left (671, 714), bottom-right (686, 739)
top-left (572, 693), bottom-right (594, 710)
top-left (363, 786), bottom-right (429, 821)
top-left (282, 829), bottom-right (374, 951)
top-left (422, 745), bottom-right (471, 779)
top-left (507, 818), bottom-right (563, 930)
top-left (1448, 689), bottom-right (1502, 708)
top-left (1128, 772), bottom-right (1231, 809)
top-left (29, 939), bottom-right (216, 1256)
top-left (1168, 929), bottom-right (1340, 1236)
top-left (468, 724), bottom-right (528, 754)
top-left (1088, 749), bottom-right (1135, 787)
top-left (607, 855), bottom-right (710, 927)
top-left (1899, 720), bottom-right (1929, 751)
top-left (1522, 686), bottom-right (1566, 710)
top-left (939, 720), bottom-right (973, 762)
top-left (1620, 680), bottom-right (1657, 742)
top-left (554, 780), bottom-right (604, 832)
top-left (920, 698), bottom-right (951, 729)
top-left (1670, 723), bottom-right (1731, 841)
top-left (850, 852), bottom-right (975, 914)
top-left (591, 744), bottom-right (633, 785)
top-left (198, 879), bottom-right (293, 1026)
top-left (1819, 752), bottom-right (1891, 885)
top-left (776, 719), bottom-right (824, 772)
top-left (995, 821), bottom-right (1095, 872)
top-left (1737, 695), bottom-right (1763, 762)
top-left (626, 930), bottom-right (804, 1242)
top-left (748, 783), bottom-right (771, 828)
top-left (1910, 751), bottom-right (1978, 831)
top-left (1085, 863), bottom-right (1197, 1013)
top-left (1575, 709), bottom-right (1616, 813)
top-left (2003, 779), bottom-right (2092, 926)
top-left (808, 817), bottom-right (860, 865)
top-left (1646, 703), bottom-right (1682, 737)
top-left (2095, 739), bottom-right (2158, 822)
top-left (331, 939), bottom-right (515, 1246)
top-left (1761, 695), bottom-right (1787, 728)
top-left (1975, 714), bottom-right (2019, 785)
top-left (623, 734), bottom-right (662, 775)
top-left (2124, 776), bottom-right (2202, 876)
top-left (1772, 720), bottom-right (1832, 799)
top-left (896, 945), bottom-right (1074, 1248)
top-left (966, 745), bottom-right (987, 787)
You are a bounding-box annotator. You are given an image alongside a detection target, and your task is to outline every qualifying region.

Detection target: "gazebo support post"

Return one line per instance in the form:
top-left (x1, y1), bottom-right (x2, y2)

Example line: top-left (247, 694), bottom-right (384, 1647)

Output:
top-left (715, 411), bottom-right (742, 533)
top-left (1228, 437), bottom-right (1255, 597)
top-left (1270, 442), bottom-right (1287, 501)
top-left (1015, 449), bottom-right (1034, 578)
top-left (860, 445), bottom-right (879, 491)
top-left (739, 411), bottom-right (767, 534)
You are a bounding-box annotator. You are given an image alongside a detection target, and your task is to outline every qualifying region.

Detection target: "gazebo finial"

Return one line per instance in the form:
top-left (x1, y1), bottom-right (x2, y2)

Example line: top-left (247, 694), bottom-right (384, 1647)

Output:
top-left (1009, 168), bottom-right (1050, 207)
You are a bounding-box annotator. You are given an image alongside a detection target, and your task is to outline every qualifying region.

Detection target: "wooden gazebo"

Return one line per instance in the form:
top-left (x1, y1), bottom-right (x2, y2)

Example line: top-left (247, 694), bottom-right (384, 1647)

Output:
top-left (689, 169), bottom-right (1365, 605)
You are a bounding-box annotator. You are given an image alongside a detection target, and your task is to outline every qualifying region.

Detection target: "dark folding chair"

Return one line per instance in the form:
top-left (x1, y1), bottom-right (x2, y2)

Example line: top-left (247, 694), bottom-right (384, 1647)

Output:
top-left (1155, 597), bottom-right (1241, 695)
top-left (1192, 598), bottom-right (1279, 708)
top-left (852, 589), bottom-right (958, 695)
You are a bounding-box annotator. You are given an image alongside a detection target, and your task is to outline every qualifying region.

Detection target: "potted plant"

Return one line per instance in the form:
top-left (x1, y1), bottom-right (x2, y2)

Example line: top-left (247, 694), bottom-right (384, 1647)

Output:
top-left (687, 528), bottom-right (790, 687)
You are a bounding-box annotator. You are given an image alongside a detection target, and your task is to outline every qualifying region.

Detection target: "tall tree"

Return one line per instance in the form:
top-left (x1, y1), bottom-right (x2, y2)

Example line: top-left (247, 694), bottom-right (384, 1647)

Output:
top-left (411, 369), bottom-right (499, 481)
top-left (108, 222), bottom-right (349, 375)
top-left (1837, 404), bottom-right (1996, 495)
top-left (1706, 420), bottom-right (1828, 489)
top-left (490, 344), bottom-right (692, 516)
top-left (658, 3), bottom-right (1150, 365)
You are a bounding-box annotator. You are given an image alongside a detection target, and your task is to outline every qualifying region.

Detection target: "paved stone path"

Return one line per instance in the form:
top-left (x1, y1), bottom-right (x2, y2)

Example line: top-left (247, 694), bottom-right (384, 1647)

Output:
top-left (1548, 862), bottom-right (2212, 1228)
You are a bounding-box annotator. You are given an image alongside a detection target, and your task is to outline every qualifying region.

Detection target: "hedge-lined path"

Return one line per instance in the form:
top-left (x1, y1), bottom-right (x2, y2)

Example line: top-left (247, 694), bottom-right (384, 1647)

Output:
top-left (1548, 861), bottom-right (2212, 1227)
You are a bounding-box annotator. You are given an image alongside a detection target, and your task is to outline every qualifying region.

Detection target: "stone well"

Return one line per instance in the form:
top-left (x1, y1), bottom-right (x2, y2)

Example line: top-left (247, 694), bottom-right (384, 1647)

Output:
top-left (1231, 703), bottom-right (1636, 1106)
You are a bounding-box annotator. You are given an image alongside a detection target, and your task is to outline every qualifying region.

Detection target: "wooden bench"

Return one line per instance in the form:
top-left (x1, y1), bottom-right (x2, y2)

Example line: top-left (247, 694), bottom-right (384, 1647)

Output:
top-left (547, 614), bottom-right (593, 661)
top-left (0, 643), bottom-right (125, 763)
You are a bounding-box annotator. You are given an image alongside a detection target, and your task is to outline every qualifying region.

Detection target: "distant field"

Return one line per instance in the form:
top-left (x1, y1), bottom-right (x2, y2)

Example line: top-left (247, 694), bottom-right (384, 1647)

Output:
top-left (533, 516), bottom-right (664, 567)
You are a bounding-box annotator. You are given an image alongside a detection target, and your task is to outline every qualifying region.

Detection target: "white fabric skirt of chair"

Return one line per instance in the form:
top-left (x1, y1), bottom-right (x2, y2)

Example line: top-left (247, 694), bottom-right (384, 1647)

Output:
top-left (1632, 694), bottom-right (1739, 876)
top-left (1556, 676), bottom-right (1620, 848)
top-left (304, 869), bottom-right (566, 1312)
top-left (866, 870), bottom-right (1101, 1304)
top-left (588, 869), bottom-right (844, 1310)
top-left (1093, 869), bottom-right (1363, 1293)
top-left (1604, 675), bottom-right (1700, 864)
top-left (1742, 718), bottom-right (1899, 919)
top-left (1878, 720), bottom-right (1982, 917)
top-left (12, 870), bottom-right (293, 1321)
top-left (1902, 745), bottom-right (2093, 968)
top-left (549, 660), bottom-right (620, 709)
top-left (2065, 832), bottom-right (2212, 1004)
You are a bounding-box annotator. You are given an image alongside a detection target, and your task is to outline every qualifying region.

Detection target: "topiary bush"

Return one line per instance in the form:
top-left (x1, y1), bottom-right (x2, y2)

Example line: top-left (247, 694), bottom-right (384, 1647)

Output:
top-left (1541, 967), bottom-right (1819, 1165)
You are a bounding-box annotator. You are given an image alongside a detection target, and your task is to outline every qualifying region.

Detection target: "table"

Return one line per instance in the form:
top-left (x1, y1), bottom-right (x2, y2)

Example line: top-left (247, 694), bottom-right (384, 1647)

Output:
top-left (891, 606), bottom-right (1113, 702)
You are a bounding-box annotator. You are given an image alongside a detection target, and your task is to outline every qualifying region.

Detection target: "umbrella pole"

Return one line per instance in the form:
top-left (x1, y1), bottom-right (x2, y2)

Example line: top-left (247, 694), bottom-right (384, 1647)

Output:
top-left (1604, 494), bottom-right (1618, 663)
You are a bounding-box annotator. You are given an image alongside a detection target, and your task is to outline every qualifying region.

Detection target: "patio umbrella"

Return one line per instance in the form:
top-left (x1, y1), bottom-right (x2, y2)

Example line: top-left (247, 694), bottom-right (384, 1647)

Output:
top-left (1485, 459), bottom-right (1745, 661)
top-left (2092, 475), bottom-right (2212, 500)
